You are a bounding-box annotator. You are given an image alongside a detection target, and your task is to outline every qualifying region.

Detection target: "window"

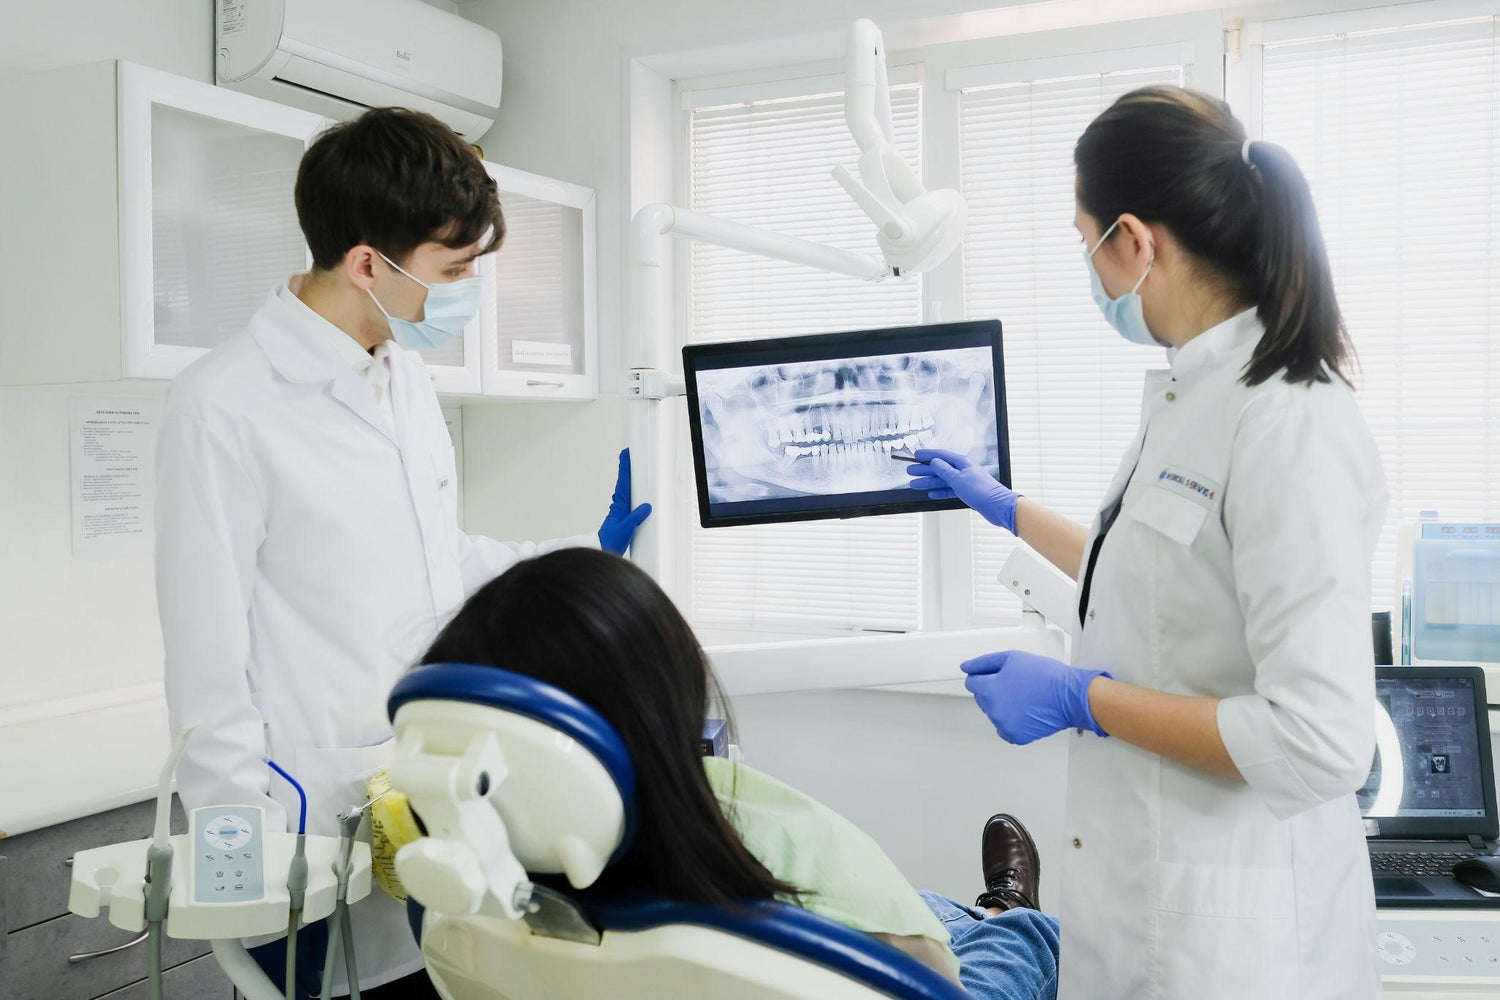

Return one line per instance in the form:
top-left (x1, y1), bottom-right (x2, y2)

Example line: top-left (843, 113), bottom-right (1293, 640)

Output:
top-left (681, 85), bottom-right (925, 634)
top-left (955, 60), bottom-right (1186, 618)
top-left (1254, 9), bottom-right (1500, 611)
top-left (672, 30), bottom-right (1213, 640)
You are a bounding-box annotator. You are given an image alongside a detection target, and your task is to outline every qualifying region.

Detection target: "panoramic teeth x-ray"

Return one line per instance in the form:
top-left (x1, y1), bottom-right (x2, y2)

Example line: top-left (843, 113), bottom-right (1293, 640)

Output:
top-left (696, 346), bottom-right (997, 503)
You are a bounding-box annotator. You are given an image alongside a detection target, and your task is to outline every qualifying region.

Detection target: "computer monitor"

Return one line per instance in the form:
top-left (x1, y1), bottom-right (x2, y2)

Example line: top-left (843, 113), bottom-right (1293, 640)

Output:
top-left (683, 320), bottom-right (1009, 528)
top-left (1360, 666), bottom-right (1498, 840)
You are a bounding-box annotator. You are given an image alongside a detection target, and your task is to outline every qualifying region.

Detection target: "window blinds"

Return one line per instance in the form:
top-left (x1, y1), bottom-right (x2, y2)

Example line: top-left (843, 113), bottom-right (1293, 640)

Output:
top-left (1260, 15), bottom-right (1500, 613)
top-left (959, 66), bottom-right (1184, 618)
top-left (685, 87), bottom-right (925, 632)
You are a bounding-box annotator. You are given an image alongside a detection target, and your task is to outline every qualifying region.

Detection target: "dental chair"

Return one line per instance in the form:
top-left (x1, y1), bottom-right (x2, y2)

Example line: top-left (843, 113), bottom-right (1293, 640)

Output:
top-left (387, 663), bottom-right (970, 1000)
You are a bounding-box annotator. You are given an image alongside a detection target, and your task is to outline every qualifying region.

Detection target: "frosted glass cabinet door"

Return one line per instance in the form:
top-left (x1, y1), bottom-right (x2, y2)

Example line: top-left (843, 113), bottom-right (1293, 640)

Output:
top-left (478, 163), bottom-right (598, 399)
top-left (417, 317), bottom-right (484, 395)
top-left (119, 63), bottom-right (325, 378)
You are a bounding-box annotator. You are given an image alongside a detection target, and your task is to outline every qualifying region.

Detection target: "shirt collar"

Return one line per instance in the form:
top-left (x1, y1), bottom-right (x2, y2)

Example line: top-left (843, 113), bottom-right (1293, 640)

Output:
top-left (277, 279), bottom-right (379, 374)
top-left (1167, 306), bottom-right (1263, 383)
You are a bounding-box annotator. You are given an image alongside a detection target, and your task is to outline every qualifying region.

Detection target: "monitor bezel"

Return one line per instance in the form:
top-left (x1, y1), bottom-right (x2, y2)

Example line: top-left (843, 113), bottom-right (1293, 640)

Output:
top-left (1365, 665), bottom-right (1497, 841)
top-left (682, 320), bottom-right (1010, 529)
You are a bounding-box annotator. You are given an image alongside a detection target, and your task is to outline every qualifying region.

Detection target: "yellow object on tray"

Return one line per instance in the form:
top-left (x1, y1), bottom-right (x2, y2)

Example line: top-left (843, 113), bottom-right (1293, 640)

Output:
top-left (366, 769), bottom-right (423, 902)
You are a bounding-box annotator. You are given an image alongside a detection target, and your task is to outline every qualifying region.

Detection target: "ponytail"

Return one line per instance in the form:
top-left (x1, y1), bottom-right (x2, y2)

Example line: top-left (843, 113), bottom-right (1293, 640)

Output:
top-left (1075, 86), bottom-right (1354, 388)
top-left (1241, 139), bottom-right (1353, 386)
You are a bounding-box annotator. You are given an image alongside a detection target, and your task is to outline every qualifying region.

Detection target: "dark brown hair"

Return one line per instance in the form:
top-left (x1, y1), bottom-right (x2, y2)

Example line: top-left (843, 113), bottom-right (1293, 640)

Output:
top-left (421, 548), bottom-right (800, 908)
top-left (295, 107), bottom-right (504, 270)
top-left (1075, 85), bottom-right (1352, 386)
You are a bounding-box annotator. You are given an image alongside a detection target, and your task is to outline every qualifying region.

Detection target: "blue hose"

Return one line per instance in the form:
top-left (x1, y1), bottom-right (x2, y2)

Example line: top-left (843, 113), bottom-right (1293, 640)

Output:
top-left (264, 757), bottom-right (308, 834)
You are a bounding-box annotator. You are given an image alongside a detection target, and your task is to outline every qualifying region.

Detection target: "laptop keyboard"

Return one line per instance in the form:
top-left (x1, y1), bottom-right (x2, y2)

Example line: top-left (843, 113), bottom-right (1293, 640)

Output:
top-left (1370, 850), bottom-right (1474, 878)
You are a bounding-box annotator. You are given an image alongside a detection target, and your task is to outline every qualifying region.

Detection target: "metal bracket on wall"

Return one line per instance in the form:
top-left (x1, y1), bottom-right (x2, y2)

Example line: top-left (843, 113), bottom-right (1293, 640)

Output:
top-left (624, 368), bottom-right (687, 401)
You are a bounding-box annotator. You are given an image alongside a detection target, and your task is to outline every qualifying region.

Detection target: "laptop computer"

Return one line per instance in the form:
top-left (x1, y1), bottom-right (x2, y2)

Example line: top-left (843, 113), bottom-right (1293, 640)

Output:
top-left (1364, 666), bottom-right (1500, 907)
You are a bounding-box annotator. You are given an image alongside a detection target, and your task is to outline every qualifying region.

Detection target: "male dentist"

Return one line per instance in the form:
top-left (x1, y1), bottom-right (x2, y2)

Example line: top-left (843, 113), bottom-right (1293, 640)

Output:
top-left (155, 108), bottom-right (649, 998)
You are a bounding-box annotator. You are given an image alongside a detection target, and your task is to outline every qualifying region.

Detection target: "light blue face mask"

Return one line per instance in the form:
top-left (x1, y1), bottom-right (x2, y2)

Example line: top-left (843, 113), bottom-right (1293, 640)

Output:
top-left (367, 251), bottom-right (483, 351)
top-left (1085, 219), bottom-right (1158, 346)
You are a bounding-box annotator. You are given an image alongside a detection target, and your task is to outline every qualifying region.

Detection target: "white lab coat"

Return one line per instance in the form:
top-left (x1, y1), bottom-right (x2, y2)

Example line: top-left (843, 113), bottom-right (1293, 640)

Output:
top-left (1059, 308), bottom-right (1387, 1000)
top-left (155, 287), bottom-right (593, 992)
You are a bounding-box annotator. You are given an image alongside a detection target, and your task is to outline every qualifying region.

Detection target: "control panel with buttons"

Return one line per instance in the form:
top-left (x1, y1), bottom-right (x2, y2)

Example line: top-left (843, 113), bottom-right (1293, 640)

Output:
top-left (190, 806), bottom-right (266, 904)
top-left (1377, 913), bottom-right (1500, 983)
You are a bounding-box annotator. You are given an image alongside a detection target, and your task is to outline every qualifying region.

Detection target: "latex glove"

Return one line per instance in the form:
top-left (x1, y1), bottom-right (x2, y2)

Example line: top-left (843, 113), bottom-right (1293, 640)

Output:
top-left (961, 650), bottom-right (1111, 744)
top-left (906, 449), bottom-right (1020, 533)
top-left (599, 448), bottom-right (653, 555)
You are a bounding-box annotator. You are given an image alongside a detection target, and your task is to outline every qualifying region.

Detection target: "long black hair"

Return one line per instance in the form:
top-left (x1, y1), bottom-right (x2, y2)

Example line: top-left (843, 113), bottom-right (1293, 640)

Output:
top-left (420, 547), bottom-right (798, 907)
top-left (1075, 85), bottom-right (1352, 387)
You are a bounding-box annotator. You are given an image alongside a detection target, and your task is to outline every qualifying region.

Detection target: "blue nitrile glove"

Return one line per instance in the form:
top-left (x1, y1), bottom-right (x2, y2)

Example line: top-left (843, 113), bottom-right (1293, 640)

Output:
top-left (961, 650), bottom-right (1111, 745)
top-left (906, 449), bottom-right (1021, 533)
top-left (599, 448), bottom-right (652, 556)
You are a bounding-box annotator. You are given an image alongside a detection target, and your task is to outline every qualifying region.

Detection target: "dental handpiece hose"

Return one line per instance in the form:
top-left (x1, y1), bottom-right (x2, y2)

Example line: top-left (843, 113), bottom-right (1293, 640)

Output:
top-left (266, 758), bottom-right (309, 1000)
top-left (143, 841), bottom-right (170, 1000)
top-left (320, 804), bottom-right (368, 1000)
top-left (146, 726), bottom-right (195, 1000)
top-left (143, 838), bottom-right (174, 1000)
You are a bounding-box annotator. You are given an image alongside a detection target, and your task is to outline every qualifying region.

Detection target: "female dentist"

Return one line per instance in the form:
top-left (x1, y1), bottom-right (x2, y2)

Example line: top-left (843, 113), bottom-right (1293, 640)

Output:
top-left (909, 86), bottom-right (1387, 1000)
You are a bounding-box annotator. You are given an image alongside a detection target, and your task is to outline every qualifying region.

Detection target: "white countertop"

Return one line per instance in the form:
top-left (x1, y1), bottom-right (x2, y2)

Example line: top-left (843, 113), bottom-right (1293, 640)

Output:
top-left (0, 683), bottom-right (168, 838)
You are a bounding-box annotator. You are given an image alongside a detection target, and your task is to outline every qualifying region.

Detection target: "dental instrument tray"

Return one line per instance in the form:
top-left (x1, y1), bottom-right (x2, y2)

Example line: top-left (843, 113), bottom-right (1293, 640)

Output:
top-left (684, 320), bottom-right (1009, 527)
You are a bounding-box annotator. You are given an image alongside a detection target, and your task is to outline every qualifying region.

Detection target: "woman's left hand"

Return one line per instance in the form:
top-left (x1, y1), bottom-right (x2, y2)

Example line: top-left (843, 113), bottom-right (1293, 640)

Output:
top-left (962, 650), bottom-right (1111, 744)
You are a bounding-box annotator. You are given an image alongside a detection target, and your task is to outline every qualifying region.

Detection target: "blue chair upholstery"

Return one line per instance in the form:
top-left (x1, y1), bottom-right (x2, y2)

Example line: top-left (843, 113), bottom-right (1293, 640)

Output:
top-left (389, 662), bottom-right (638, 856)
top-left (392, 663), bottom-right (970, 1000)
top-left (581, 897), bottom-right (971, 1000)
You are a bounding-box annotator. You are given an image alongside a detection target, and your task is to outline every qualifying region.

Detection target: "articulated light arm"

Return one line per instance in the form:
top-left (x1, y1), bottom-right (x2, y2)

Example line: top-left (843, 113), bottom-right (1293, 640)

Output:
top-left (625, 18), bottom-right (969, 584)
top-left (625, 203), bottom-right (890, 381)
top-left (836, 18), bottom-right (967, 275)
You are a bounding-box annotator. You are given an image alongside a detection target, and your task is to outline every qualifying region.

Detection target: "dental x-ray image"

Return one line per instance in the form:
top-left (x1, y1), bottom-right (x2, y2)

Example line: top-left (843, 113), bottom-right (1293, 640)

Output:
top-left (685, 320), bottom-right (1008, 527)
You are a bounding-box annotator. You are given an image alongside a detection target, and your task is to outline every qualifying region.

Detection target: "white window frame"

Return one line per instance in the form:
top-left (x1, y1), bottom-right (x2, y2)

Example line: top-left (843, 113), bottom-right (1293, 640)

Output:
top-left (645, 12), bottom-right (1228, 692)
top-left (669, 65), bottom-right (930, 643)
top-left (632, 0), bottom-right (1500, 692)
top-left (1225, 0), bottom-right (1500, 623)
top-left (923, 12), bottom-right (1225, 630)
top-left (1226, 0), bottom-right (1500, 120)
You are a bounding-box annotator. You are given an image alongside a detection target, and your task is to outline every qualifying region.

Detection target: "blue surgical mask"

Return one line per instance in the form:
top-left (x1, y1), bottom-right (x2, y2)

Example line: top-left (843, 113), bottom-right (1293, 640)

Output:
top-left (1085, 219), bottom-right (1157, 346)
top-left (367, 251), bottom-right (483, 351)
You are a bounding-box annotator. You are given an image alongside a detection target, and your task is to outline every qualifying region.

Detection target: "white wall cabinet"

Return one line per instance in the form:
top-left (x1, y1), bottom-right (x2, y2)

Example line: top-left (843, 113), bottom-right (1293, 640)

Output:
top-left (477, 163), bottom-right (599, 400)
top-left (0, 62), bottom-right (594, 400)
top-left (0, 61), bottom-right (323, 384)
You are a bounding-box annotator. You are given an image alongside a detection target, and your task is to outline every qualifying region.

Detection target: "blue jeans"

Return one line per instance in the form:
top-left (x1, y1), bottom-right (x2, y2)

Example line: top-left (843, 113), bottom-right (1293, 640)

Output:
top-left (920, 891), bottom-right (1060, 1000)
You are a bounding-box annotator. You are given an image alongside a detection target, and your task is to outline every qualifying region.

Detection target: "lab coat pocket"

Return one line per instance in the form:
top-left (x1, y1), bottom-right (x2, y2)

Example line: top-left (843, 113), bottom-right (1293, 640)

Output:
top-left (1132, 486), bottom-right (1209, 547)
top-left (293, 738), bottom-right (396, 837)
top-left (1156, 861), bottom-right (1298, 998)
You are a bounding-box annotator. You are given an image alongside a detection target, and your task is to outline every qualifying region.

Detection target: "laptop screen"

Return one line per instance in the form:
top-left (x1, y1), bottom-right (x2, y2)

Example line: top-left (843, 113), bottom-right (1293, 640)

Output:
top-left (1360, 675), bottom-right (1487, 820)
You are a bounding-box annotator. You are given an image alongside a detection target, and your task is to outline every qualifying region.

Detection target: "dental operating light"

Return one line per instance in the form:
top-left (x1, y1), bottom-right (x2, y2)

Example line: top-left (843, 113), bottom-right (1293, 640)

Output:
top-left (834, 19), bottom-right (968, 276)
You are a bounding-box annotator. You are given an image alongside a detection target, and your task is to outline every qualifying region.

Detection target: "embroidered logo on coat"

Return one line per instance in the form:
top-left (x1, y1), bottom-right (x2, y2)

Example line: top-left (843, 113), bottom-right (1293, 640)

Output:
top-left (1156, 467), bottom-right (1220, 504)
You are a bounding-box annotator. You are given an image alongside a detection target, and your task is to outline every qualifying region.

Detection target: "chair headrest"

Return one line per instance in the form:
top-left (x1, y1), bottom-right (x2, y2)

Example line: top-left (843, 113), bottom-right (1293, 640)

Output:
top-left (388, 663), bottom-right (637, 888)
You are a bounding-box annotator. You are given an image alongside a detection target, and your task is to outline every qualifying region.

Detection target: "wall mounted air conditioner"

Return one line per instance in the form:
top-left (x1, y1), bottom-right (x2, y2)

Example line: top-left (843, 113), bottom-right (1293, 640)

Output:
top-left (215, 0), bottom-right (502, 142)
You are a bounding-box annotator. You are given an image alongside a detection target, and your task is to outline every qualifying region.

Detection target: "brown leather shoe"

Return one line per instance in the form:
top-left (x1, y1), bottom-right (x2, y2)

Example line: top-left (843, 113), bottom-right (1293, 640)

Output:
top-left (975, 813), bottom-right (1039, 912)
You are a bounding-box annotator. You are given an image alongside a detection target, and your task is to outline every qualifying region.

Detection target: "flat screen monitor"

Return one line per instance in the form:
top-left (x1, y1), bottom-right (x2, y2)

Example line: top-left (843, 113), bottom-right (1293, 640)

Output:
top-left (683, 320), bottom-right (1009, 528)
top-left (1359, 666), bottom-right (1497, 840)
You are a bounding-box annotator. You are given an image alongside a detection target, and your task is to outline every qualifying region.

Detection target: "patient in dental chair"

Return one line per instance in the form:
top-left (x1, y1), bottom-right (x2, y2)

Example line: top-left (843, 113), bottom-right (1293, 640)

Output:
top-left (380, 548), bottom-right (1062, 1000)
